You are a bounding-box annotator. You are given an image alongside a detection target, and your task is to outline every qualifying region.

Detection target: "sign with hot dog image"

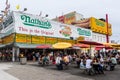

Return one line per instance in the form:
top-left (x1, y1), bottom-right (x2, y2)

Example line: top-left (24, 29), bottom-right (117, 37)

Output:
top-left (59, 26), bottom-right (72, 37)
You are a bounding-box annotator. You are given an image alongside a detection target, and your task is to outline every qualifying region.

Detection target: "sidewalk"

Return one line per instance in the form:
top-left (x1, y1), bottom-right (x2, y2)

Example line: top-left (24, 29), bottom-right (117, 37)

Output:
top-left (0, 63), bottom-right (19, 80)
top-left (3, 62), bottom-right (93, 80)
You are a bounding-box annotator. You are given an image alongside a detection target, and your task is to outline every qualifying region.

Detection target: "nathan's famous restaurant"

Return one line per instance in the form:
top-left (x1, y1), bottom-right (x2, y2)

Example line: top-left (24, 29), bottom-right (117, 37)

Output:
top-left (0, 11), bottom-right (112, 62)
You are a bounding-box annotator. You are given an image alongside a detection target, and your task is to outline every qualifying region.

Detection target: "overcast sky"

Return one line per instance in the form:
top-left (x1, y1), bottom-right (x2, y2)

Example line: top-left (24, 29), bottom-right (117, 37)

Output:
top-left (0, 0), bottom-right (120, 42)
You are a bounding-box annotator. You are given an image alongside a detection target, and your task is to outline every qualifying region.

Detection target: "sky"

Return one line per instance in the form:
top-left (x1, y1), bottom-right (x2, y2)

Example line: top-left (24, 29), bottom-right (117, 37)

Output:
top-left (0, 0), bottom-right (120, 42)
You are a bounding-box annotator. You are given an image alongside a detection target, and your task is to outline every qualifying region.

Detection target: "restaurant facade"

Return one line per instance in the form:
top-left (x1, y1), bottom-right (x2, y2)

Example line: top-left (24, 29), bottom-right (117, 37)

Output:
top-left (0, 11), bottom-right (92, 62)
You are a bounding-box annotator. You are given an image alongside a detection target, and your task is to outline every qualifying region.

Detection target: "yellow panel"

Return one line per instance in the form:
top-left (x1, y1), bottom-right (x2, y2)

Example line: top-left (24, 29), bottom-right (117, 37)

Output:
top-left (39, 36), bottom-right (45, 44)
top-left (26, 35), bottom-right (31, 44)
top-left (32, 36), bottom-right (40, 44)
top-left (3, 34), bottom-right (14, 44)
top-left (46, 37), bottom-right (57, 44)
top-left (16, 34), bottom-right (26, 43)
top-left (90, 17), bottom-right (112, 35)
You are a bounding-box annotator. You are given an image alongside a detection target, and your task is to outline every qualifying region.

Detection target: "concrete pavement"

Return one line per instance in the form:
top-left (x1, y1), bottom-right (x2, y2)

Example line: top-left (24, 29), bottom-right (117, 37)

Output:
top-left (1, 62), bottom-right (120, 80)
top-left (0, 63), bottom-right (19, 80)
top-left (3, 62), bottom-right (93, 80)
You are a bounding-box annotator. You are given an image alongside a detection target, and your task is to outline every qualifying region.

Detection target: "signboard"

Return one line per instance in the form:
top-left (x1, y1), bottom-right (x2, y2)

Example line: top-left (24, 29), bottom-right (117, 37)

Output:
top-left (58, 16), bottom-right (64, 23)
top-left (45, 37), bottom-right (57, 44)
top-left (39, 36), bottom-right (45, 44)
top-left (16, 34), bottom-right (26, 43)
top-left (65, 39), bottom-right (75, 44)
top-left (90, 17), bottom-right (112, 35)
top-left (64, 12), bottom-right (76, 25)
top-left (77, 36), bottom-right (85, 41)
top-left (0, 38), bottom-right (2, 44)
top-left (57, 38), bottom-right (67, 42)
top-left (3, 34), bottom-right (14, 44)
top-left (26, 35), bottom-right (31, 44)
top-left (32, 35), bottom-right (40, 44)
top-left (13, 11), bottom-right (92, 40)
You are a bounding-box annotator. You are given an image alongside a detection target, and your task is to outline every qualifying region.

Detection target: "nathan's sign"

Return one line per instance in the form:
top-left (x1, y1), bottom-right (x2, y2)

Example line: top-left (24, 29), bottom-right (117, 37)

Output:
top-left (90, 17), bottom-right (112, 35)
top-left (21, 15), bottom-right (52, 29)
top-left (77, 28), bottom-right (91, 36)
top-left (95, 19), bottom-right (105, 27)
top-left (13, 12), bottom-right (92, 40)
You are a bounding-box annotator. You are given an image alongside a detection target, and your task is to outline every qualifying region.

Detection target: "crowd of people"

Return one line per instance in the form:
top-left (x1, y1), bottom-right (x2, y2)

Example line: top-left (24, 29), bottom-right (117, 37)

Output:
top-left (35, 50), bottom-right (120, 75)
top-left (1, 48), bottom-right (120, 76)
top-left (0, 50), bottom-right (12, 62)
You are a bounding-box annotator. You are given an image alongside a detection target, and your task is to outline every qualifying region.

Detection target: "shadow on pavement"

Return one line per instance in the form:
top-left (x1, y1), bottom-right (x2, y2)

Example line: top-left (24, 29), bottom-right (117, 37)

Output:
top-left (27, 62), bottom-right (120, 80)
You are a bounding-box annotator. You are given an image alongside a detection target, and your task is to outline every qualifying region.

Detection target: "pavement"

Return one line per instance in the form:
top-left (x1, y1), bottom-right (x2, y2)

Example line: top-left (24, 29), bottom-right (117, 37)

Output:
top-left (0, 63), bottom-right (19, 80)
top-left (0, 62), bottom-right (120, 80)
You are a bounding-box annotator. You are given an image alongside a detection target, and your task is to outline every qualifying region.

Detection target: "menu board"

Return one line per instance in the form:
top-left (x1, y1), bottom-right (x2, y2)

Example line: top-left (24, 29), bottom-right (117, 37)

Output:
top-left (32, 36), bottom-right (40, 44)
top-left (16, 34), bottom-right (26, 43)
top-left (26, 35), bottom-right (31, 44)
top-left (3, 34), bottom-right (14, 44)
top-left (57, 38), bottom-right (67, 42)
top-left (45, 37), bottom-right (57, 44)
top-left (65, 39), bottom-right (75, 44)
top-left (39, 36), bottom-right (45, 44)
top-left (0, 38), bottom-right (2, 44)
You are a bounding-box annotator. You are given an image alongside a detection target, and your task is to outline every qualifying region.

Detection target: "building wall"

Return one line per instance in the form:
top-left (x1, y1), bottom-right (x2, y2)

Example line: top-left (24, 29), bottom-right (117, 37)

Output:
top-left (92, 32), bottom-right (107, 43)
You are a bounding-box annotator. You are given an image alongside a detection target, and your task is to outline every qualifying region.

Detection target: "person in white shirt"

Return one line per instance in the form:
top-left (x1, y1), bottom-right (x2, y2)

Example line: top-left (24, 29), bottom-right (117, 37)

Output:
top-left (56, 55), bottom-right (62, 65)
top-left (56, 55), bottom-right (63, 70)
top-left (85, 56), bottom-right (92, 69)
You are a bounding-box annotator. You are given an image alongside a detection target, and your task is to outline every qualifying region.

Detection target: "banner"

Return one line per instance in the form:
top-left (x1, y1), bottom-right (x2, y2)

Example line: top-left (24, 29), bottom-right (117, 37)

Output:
top-left (13, 11), bottom-right (92, 40)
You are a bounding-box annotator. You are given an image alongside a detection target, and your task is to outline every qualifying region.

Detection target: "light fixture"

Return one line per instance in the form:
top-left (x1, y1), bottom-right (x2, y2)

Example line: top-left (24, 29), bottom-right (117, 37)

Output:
top-left (45, 14), bottom-right (48, 17)
top-left (23, 8), bottom-right (27, 11)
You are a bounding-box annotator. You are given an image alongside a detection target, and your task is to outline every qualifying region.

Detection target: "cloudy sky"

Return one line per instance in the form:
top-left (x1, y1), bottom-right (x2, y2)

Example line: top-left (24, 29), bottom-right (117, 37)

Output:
top-left (0, 0), bottom-right (120, 42)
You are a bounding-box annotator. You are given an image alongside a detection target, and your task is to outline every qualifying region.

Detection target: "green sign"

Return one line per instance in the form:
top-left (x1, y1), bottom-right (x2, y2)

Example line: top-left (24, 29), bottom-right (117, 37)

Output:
top-left (95, 19), bottom-right (105, 27)
top-left (77, 28), bottom-right (91, 36)
top-left (21, 15), bottom-right (52, 29)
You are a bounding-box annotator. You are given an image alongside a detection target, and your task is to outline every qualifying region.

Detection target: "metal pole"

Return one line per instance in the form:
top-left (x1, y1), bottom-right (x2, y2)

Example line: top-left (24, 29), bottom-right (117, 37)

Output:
top-left (12, 47), bottom-right (15, 62)
top-left (106, 14), bottom-right (109, 43)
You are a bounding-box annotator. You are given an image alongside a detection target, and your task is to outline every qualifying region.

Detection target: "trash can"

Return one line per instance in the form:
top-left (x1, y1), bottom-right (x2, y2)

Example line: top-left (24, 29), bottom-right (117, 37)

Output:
top-left (20, 57), bottom-right (27, 65)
